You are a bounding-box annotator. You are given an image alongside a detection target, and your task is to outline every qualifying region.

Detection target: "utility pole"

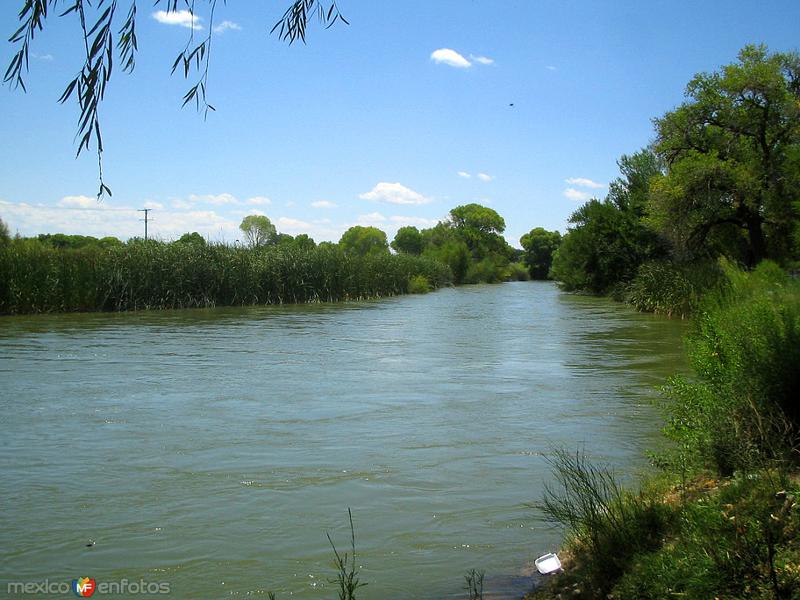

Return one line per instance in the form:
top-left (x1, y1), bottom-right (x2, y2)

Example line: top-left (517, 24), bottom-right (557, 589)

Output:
top-left (138, 208), bottom-right (152, 241)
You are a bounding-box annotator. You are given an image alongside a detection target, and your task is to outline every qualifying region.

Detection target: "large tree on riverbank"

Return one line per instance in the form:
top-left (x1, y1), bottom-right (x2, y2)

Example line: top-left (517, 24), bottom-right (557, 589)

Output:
top-left (651, 45), bottom-right (800, 266)
top-left (550, 149), bottom-right (666, 293)
top-left (520, 227), bottom-right (561, 279)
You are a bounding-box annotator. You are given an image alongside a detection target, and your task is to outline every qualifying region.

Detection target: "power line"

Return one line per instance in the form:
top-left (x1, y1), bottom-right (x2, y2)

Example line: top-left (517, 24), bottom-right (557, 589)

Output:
top-left (138, 208), bottom-right (152, 241)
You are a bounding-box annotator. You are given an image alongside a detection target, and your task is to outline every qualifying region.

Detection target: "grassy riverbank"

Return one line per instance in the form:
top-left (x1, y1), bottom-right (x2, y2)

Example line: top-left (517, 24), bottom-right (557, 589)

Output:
top-left (529, 263), bottom-right (800, 600)
top-left (0, 239), bottom-right (452, 314)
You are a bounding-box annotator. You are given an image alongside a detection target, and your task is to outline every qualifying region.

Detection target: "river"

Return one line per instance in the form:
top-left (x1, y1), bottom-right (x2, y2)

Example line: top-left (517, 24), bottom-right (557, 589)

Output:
top-left (0, 282), bottom-right (687, 599)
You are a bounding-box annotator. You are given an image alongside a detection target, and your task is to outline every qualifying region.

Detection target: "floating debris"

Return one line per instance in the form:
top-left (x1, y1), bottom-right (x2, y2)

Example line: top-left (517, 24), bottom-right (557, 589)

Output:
top-left (535, 552), bottom-right (562, 575)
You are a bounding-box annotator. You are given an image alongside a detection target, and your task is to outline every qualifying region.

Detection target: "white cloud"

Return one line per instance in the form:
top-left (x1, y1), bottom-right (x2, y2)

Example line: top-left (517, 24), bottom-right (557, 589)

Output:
top-left (171, 199), bottom-right (191, 209)
top-left (470, 54), bottom-right (494, 65)
top-left (0, 199), bottom-right (239, 242)
top-left (244, 208), bottom-right (267, 216)
top-left (152, 10), bottom-right (202, 30)
top-left (430, 48), bottom-right (471, 68)
top-left (188, 193), bottom-right (238, 205)
top-left (457, 171), bottom-right (471, 179)
top-left (285, 201), bottom-right (296, 207)
top-left (389, 215), bottom-right (439, 227)
top-left (213, 20), bottom-right (241, 34)
top-left (311, 200), bottom-right (337, 209)
top-left (357, 212), bottom-right (387, 224)
top-left (144, 200), bottom-right (164, 210)
top-left (272, 216), bottom-right (341, 241)
top-left (276, 217), bottom-right (312, 234)
top-left (246, 196), bottom-right (271, 206)
top-left (564, 188), bottom-right (591, 201)
top-left (32, 52), bottom-right (54, 61)
top-left (359, 182), bottom-right (431, 206)
top-left (153, 10), bottom-right (203, 29)
top-left (545, 65), bottom-right (557, 71)
top-left (477, 173), bottom-right (494, 182)
top-left (58, 195), bottom-right (96, 208)
top-left (565, 177), bottom-right (604, 189)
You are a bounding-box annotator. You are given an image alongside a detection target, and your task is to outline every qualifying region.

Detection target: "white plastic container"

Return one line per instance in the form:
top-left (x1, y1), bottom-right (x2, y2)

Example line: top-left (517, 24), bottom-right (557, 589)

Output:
top-left (535, 552), bottom-right (562, 575)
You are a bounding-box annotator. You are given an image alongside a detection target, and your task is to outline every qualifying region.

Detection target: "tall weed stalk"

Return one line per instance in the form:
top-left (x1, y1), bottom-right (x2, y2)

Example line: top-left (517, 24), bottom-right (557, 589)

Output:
top-left (326, 508), bottom-right (366, 600)
top-left (540, 447), bottom-right (674, 598)
top-left (464, 568), bottom-right (484, 600)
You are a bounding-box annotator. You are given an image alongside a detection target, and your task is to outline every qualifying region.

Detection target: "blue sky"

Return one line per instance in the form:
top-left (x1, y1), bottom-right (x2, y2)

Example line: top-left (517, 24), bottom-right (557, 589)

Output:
top-left (1, 0), bottom-right (798, 247)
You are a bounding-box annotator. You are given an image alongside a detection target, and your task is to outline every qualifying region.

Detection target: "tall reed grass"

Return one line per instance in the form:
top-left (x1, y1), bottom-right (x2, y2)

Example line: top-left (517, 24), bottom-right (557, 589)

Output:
top-left (624, 259), bottom-right (725, 317)
top-left (0, 239), bottom-right (452, 314)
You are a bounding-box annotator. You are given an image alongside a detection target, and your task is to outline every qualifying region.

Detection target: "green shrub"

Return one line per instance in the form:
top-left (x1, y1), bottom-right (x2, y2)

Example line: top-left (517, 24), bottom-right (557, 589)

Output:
top-left (407, 275), bottom-right (432, 294)
top-left (624, 259), bottom-right (724, 317)
top-left (613, 473), bottom-right (800, 600)
top-left (660, 260), bottom-right (800, 475)
top-left (463, 255), bottom-right (508, 284)
top-left (503, 262), bottom-right (531, 281)
top-left (540, 447), bottom-right (677, 598)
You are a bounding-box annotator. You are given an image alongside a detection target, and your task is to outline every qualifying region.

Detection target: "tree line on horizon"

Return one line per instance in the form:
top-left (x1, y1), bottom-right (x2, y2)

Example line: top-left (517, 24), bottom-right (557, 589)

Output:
top-left (0, 201), bottom-right (563, 288)
top-left (0, 200), bottom-right (564, 314)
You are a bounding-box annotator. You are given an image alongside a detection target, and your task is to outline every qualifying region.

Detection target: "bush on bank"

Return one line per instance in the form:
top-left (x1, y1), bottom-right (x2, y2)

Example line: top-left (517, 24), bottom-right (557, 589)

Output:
top-left (531, 262), bottom-right (800, 600)
top-left (660, 260), bottom-right (800, 476)
top-left (624, 259), bottom-right (726, 317)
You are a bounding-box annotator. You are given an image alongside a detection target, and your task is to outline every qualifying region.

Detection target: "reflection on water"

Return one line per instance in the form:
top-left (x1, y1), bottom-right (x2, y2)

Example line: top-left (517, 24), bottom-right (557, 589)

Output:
top-left (0, 282), bottom-right (687, 599)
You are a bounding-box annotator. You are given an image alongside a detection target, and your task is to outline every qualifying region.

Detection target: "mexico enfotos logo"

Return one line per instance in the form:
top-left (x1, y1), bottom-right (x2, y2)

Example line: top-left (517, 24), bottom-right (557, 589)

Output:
top-left (6, 577), bottom-right (170, 596)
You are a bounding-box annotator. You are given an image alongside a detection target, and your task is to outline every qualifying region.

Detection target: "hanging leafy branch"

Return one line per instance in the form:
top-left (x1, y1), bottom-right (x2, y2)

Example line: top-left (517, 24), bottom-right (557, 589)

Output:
top-left (271, 0), bottom-right (348, 45)
top-left (5, 0), bottom-right (50, 92)
top-left (171, 0), bottom-right (217, 119)
top-left (3, 0), bottom-right (348, 199)
top-left (62, 0), bottom-right (117, 198)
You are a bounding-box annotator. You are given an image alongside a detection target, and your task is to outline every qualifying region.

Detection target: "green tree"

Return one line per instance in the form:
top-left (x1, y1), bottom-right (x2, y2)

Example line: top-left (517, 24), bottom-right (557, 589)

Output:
top-left (423, 238), bottom-right (470, 284)
top-left (339, 226), bottom-right (388, 256)
top-left (449, 203), bottom-right (506, 236)
top-left (550, 199), bottom-right (659, 294)
top-left (98, 236), bottom-right (123, 248)
top-left (391, 226), bottom-right (424, 255)
top-left (651, 45), bottom-right (800, 266)
top-left (448, 203), bottom-right (508, 257)
top-left (520, 228), bottom-right (562, 279)
top-left (608, 150), bottom-right (663, 216)
top-left (416, 205), bottom-right (513, 284)
top-left (0, 217), bottom-right (11, 244)
top-left (550, 149), bottom-right (666, 293)
top-left (176, 232), bottom-right (206, 246)
top-left (550, 200), bottom-right (641, 293)
top-left (239, 215), bottom-right (277, 248)
top-left (292, 233), bottom-right (316, 251)
top-left (37, 233), bottom-right (103, 249)
top-left (449, 203), bottom-right (513, 281)
top-left (275, 233), bottom-right (295, 246)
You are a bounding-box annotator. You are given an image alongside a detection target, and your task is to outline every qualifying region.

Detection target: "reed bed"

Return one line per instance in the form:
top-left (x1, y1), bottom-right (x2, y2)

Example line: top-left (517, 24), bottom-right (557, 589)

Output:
top-left (623, 259), bottom-right (725, 317)
top-left (0, 240), bottom-right (452, 314)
